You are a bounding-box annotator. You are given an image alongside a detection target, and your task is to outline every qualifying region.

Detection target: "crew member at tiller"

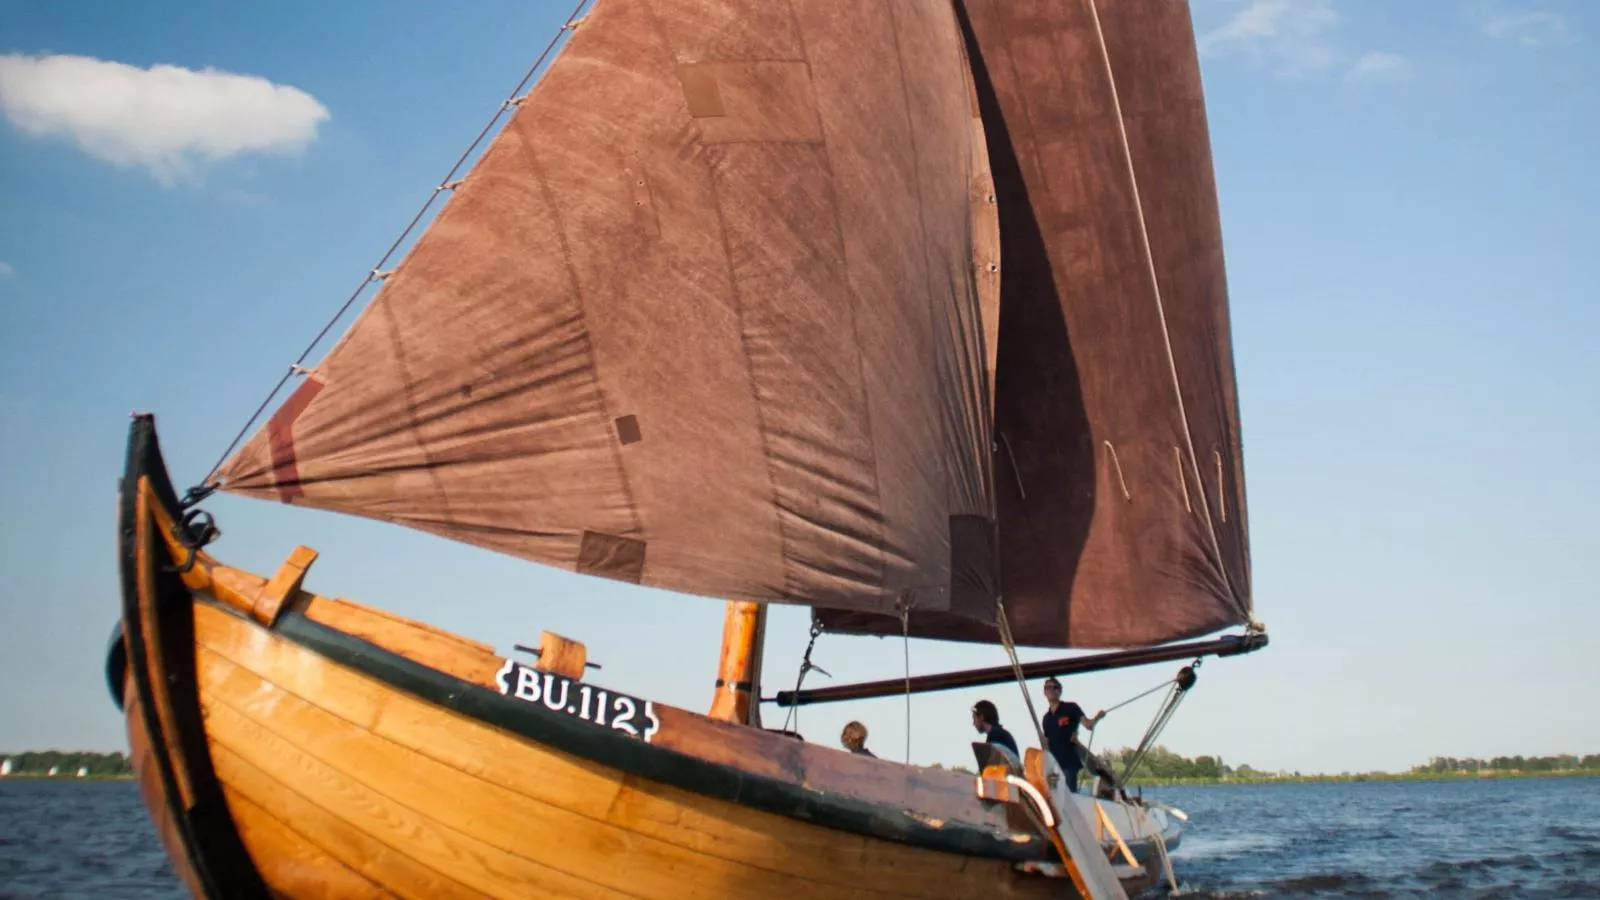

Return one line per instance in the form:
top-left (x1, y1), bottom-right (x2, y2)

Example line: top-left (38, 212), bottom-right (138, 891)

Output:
top-left (1040, 676), bottom-right (1104, 792)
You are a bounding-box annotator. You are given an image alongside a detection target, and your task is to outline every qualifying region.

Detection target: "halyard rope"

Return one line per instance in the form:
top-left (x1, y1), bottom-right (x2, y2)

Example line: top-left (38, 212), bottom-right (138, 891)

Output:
top-left (192, 1), bottom-right (593, 498)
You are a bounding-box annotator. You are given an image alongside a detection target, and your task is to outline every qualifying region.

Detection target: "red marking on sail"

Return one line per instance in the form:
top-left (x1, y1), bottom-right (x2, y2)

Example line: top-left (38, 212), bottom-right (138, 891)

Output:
top-left (267, 378), bottom-right (324, 503)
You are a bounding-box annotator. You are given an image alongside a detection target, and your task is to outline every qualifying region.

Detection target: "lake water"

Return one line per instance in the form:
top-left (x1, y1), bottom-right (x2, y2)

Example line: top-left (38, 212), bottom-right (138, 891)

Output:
top-left (0, 776), bottom-right (1596, 897)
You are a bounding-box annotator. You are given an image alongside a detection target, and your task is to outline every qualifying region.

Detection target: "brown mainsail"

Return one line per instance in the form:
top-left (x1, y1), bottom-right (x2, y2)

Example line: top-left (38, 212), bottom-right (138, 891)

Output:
top-left (819, 0), bottom-right (1254, 649)
top-left (217, 0), bottom-right (1001, 620)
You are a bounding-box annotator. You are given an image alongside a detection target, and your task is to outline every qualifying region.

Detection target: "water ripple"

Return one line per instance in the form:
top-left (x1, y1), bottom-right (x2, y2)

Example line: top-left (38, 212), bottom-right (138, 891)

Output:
top-left (3, 773), bottom-right (1599, 898)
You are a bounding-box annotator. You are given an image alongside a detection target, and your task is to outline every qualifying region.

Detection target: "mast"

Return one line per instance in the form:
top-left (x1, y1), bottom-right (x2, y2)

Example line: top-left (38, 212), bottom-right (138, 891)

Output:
top-left (709, 601), bottom-right (767, 726)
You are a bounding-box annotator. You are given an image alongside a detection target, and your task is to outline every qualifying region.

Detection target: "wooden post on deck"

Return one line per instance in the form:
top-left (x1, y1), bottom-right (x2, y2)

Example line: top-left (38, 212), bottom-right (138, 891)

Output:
top-left (709, 601), bottom-right (766, 726)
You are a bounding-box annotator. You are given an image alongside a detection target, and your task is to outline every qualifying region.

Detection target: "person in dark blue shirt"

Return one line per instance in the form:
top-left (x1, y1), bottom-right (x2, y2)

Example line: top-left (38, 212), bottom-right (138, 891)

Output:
top-left (1039, 676), bottom-right (1103, 792)
top-left (971, 699), bottom-right (1019, 759)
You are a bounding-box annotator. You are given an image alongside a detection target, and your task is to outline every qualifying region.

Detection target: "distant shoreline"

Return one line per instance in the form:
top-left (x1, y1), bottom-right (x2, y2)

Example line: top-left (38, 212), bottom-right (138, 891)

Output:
top-left (1128, 770), bottom-right (1600, 787)
top-left (0, 774), bottom-right (135, 781)
top-left (9, 771), bottom-right (1599, 787)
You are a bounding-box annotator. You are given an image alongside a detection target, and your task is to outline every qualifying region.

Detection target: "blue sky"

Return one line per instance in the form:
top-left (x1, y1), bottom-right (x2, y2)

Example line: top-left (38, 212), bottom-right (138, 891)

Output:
top-left (1, 0), bottom-right (1594, 776)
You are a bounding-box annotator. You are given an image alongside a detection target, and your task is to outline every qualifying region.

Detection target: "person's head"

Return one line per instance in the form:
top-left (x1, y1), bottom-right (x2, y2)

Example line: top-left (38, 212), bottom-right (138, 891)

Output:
top-left (971, 700), bottom-right (1000, 732)
top-left (1043, 677), bottom-right (1062, 702)
top-left (841, 720), bottom-right (868, 751)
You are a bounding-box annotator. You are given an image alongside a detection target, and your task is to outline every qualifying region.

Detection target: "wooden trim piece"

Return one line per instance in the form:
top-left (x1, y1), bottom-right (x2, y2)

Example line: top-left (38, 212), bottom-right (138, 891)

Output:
top-left (135, 479), bottom-right (198, 811)
top-left (299, 596), bottom-right (504, 689)
top-left (1095, 803), bottom-right (1138, 868)
top-left (252, 546), bottom-right (318, 627)
top-left (533, 631), bottom-right (587, 680)
top-left (1023, 748), bottom-right (1088, 897)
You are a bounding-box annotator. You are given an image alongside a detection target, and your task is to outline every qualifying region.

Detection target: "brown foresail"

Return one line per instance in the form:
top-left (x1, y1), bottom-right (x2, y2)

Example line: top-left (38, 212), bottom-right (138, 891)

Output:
top-left (216, 0), bottom-right (1000, 619)
top-left (819, 0), bottom-right (1253, 648)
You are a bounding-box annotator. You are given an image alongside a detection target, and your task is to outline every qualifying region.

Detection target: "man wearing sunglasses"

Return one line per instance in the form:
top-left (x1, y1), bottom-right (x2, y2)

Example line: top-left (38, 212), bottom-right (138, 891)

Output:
top-left (1040, 677), bottom-right (1104, 793)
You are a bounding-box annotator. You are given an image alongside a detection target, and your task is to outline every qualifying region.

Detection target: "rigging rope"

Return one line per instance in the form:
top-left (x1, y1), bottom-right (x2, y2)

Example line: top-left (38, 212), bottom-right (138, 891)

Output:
top-left (189, 0), bottom-right (594, 501)
top-left (780, 621), bottom-right (829, 736)
top-left (900, 595), bottom-right (913, 764)
top-left (1081, 0), bottom-right (1242, 610)
top-left (995, 601), bottom-right (1048, 754)
top-left (1112, 661), bottom-right (1200, 791)
top-left (1083, 675), bottom-right (1180, 757)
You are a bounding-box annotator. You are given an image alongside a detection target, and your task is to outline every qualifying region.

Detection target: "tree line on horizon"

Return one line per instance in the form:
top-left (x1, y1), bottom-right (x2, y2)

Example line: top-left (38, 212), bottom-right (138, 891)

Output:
top-left (1113, 747), bottom-right (1600, 780)
top-left (0, 751), bottom-right (132, 777)
top-left (929, 745), bottom-right (1600, 780)
top-left (1414, 754), bottom-right (1600, 774)
top-left (8, 747), bottom-right (1599, 782)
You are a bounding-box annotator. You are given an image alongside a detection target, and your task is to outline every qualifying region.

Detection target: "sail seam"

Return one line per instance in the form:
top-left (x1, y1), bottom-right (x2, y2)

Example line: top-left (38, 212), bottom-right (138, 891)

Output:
top-left (376, 293), bottom-right (461, 524)
top-left (700, 148), bottom-right (796, 597)
top-left (785, 0), bottom-right (890, 599)
top-left (1083, 0), bottom-right (1240, 608)
top-left (522, 131), bottom-right (644, 541)
top-left (635, 0), bottom-right (760, 576)
top-left (885, 0), bottom-right (961, 611)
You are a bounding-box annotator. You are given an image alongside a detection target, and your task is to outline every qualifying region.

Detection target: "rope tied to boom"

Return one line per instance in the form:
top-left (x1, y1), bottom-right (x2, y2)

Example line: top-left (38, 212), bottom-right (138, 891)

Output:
top-left (1105, 660), bottom-right (1201, 791)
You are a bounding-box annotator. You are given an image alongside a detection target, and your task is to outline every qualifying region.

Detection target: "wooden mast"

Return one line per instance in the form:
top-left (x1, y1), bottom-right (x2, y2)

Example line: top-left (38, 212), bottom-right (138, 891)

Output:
top-left (709, 601), bottom-right (766, 726)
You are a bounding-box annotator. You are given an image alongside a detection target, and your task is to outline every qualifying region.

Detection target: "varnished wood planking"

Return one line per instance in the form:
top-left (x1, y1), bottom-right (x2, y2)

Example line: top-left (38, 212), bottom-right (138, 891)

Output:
top-left (212, 744), bottom-right (487, 900)
top-left (221, 786), bottom-right (393, 899)
top-left (173, 533), bottom-right (1039, 864)
top-left (200, 648), bottom-right (896, 900)
top-left (191, 603), bottom-right (1062, 899)
top-left (201, 689), bottom-right (631, 900)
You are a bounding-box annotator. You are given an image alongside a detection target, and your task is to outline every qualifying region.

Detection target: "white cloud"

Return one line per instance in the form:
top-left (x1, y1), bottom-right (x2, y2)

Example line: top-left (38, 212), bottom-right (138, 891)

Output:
top-left (1347, 52), bottom-right (1409, 81)
top-left (1199, 0), bottom-right (1342, 76)
top-left (1482, 11), bottom-right (1573, 46)
top-left (0, 262), bottom-right (12, 278)
top-left (0, 52), bottom-right (329, 185)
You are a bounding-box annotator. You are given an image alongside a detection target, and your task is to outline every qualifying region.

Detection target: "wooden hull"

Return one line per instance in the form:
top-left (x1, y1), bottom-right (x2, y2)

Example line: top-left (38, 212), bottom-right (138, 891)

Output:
top-left (110, 415), bottom-right (1101, 899)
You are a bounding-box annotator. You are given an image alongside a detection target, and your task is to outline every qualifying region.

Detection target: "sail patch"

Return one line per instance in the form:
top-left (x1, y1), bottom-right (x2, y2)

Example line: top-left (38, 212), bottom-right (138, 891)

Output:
top-left (614, 414), bottom-right (642, 446)
top-left (577, 530), bottom-right (646, 584)
top-left (267, 376), bottom-right (324, 503)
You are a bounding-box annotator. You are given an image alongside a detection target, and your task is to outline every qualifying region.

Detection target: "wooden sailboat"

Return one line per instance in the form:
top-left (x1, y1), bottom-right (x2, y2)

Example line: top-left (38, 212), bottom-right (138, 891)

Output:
top-left (106, 1), bottom-right (1266, 898)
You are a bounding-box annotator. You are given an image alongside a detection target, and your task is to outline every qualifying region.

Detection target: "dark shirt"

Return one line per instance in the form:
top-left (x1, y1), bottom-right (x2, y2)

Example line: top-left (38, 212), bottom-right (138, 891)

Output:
top-left (850, 746), bottom-right (876, 758)
top-left (985, 724), bottom-right (1019, 759)
top-left (1042, 701), bottom-right (1087, 773)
